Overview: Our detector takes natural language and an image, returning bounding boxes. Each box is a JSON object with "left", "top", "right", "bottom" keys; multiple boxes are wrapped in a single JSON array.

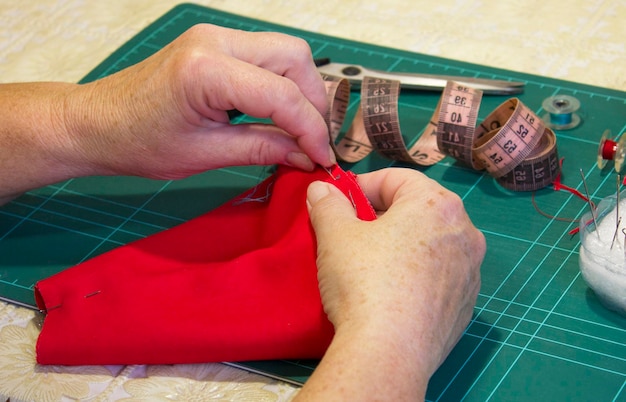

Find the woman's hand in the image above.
[
  {"left": 298, "top": 167, "right": 485, "bottom": 400},
  {"left": 64, "top": 23, "right": 334, "bottom": 178},
  {"left": 0, "top": 24, "right": 334, "bottom": 203}
]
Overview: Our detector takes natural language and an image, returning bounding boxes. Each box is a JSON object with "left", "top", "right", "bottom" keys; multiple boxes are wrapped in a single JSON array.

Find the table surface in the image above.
[{"left": 1, "top": 1, "right": 626, "bottom": 401}]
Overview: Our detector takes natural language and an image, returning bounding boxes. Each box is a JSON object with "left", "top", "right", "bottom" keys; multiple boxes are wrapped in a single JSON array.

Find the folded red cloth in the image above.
[{"left": 34, "top": 165, "right": 376, "bottom": 365}]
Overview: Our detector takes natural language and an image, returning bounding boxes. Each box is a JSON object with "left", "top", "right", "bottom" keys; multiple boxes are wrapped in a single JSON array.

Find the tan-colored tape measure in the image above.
[{"left": 322, "top": 75, "right": 560, "bottom": 191}]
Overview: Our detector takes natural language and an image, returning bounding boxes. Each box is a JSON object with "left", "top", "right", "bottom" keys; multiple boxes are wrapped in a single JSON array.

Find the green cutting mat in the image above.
[{"left": 1, "top": 3, "right": 625, "bottom": 399}]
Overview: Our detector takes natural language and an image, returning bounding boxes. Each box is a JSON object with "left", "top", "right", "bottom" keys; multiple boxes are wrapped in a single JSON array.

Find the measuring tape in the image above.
[{"left": 322, "top": 75, "right": 560, "bottom": 191}]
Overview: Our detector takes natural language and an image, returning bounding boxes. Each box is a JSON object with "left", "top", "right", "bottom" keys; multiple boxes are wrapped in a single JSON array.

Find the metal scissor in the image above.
[{"left": 315, "top": 58, "right": 525, "bottom": 95}]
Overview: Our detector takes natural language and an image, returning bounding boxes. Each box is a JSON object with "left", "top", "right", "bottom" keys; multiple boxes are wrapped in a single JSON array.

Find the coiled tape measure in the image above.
[{"left": 322, "top": 74, "right": 560, "bottom": 191}]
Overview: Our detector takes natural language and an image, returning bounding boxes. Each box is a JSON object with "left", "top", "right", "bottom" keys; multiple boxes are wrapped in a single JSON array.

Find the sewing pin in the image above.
[
  {"left": 611, "top": 217, "right": 622, "bottom": 250},
  {"left": 622, "top": 228, "right": 626, "bottom": 259},
  {"left": 613, "top": 174, "right": 622, "bottom": 249},
  {"left": 618, "top": 174, "right": 621, "bottom": 229},
  {"left": 322, "top": 166, "right": 340, "bottom": 180},
  {"left": 580, "top": 169, "right": 600, "bottom": 239}
]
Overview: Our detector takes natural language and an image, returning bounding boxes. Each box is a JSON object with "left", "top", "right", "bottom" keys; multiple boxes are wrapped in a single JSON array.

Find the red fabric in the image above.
[{"left": 34, "top": 165, "right": 376, "bottom": 365}]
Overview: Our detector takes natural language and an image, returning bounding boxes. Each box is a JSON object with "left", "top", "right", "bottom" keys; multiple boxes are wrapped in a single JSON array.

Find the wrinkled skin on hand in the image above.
[
  {"left": 0, "top": 24, "right": 335, "bottom": 204},
  {"left": 298, "top": 167, "right": 485, "bottom": 400},
  {"left": 62, "top": 24, "right": 335, "bottom": 178}
]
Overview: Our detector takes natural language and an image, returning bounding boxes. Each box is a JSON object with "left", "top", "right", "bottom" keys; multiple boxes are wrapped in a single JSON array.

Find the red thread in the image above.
[
  {"left": 552, "top": 158, "right": 591, "bottom": 204},
  {"left": 532, "top": 158, "right": 595, "bottom": 236}
]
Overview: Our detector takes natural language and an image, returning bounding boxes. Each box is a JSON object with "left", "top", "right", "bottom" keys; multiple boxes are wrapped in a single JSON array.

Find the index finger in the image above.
[
  {"left": 208, "top": 25, "right": 328, "bottom": 115},
  {"left": 205, "top": 56, "right": 333, "bottom": 167},
  {"left": 193, "top": 24, "right": 333, "bottom": 166}
]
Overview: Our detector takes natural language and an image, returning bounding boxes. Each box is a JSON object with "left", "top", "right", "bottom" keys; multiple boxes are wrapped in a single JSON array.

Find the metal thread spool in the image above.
[
  {"left": 597, "top": 129, "right": 626, "bottom": 172},
  {"left": 542, "top": 95, "right": 581, "bottom": 130}
]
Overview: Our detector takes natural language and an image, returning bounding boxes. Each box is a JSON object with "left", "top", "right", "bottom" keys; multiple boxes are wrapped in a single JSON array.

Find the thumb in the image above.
[{"left": 307, "top": 181, "right": 358, "bottom": 237}]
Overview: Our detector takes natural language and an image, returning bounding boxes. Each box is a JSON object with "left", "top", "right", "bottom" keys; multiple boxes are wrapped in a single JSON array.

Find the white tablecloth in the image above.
[{"left": 0, "top": 1, "right": 624, "bottom": 400}]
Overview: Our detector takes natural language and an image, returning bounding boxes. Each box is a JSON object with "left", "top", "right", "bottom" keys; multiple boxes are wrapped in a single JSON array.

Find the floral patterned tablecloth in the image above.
[{"left": 0, "top": 0, "right": 625, "bottom": 400}]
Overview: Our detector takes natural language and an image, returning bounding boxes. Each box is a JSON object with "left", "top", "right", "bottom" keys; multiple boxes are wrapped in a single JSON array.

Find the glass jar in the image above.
[{"left": 578, "top": 190, "right": 626, "bottom": 316}]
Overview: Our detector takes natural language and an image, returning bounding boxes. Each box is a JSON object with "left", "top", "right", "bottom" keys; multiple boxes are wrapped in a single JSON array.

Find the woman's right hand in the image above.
[{"left": 299, "top": 167, "right": 485, "bottom": 400}]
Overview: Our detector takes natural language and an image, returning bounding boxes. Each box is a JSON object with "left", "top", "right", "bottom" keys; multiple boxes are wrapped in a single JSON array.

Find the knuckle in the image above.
[
  {"left": 185, "top": 23, "right": 225, "bottom": 41},
  {"left": 185, "top": 23, "right": 209, "bottom": 37},
  {"left": 272, "top": 34, "right": 314, "bottom": 66},
  {"left": 272, "top": 79, "right": 311, "bottom": 115},
  {"left": 289, "top": 36, "right": 314, "bottom": 58},
  {"left": 246, "top": 137, "right": 275, "bottom": 165}
]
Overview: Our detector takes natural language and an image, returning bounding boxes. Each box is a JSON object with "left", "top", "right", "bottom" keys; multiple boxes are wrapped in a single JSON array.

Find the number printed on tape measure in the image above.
[
  {"left": 436, "top": 83, "right": 482, "bottom": 168},
  {"left": 321, "top": 74, "right": 559, "bottom": 191},
  {"left": 475, "top": 99, "right": 546, "bottom": 178}
]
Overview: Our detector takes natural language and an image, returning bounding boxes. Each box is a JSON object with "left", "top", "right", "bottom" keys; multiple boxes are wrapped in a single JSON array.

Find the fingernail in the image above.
[
  {"left": 328, "top": 145, "right": 337, "bottom": 166},
  {"left": 286, "top": 152, "right": 314, "bottom": 171},
  {"left": 307, "top": 181, "right": 331, "bottom": 207}
]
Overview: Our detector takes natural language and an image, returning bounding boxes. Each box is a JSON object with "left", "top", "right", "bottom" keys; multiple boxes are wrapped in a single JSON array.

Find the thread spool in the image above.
[
  {"left": 542, "top": 95, "right": 581, "bottom": 130},
  {"left": 597, "top": 129, "right": 626, "bottom": 172}
]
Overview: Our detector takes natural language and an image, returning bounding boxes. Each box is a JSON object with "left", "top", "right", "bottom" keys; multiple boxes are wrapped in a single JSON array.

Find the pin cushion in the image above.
[{"left": 578, "top": 190, "right": 626, "bottom": 316}]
